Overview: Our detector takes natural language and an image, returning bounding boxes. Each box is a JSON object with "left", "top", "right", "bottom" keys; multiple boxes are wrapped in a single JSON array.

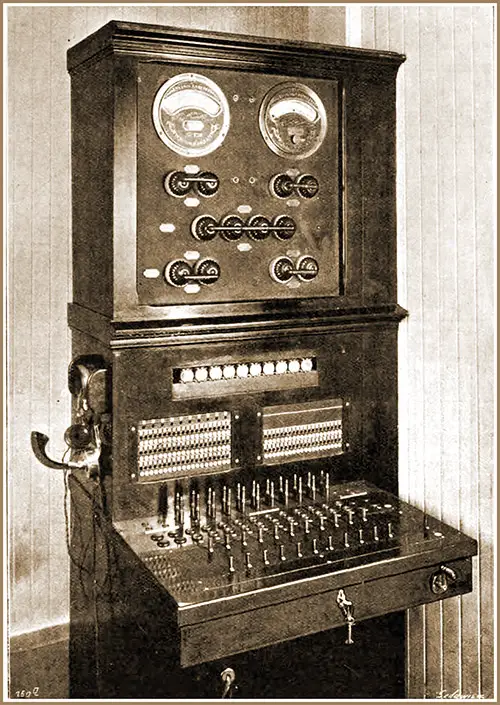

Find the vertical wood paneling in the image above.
[
  {"left": 418, "top": 7, "right": 444, "bottom": 698},
  {"left": 453, "top": 6, "right": 482, "bottom": 700},
  {"left": 351, "top": 5, "right": 495, "bottom": 699},
  {"left": 30, "top": 6, "right": 52, "bottom": 628},
  {"left": 435, "top": 7, "right": 461, "bottom": 696},
  {"left": 48, "top": 6, "right": 72, "bottom": 625},
  {"left": 308, "top": 7, "right": 345, "bottom": 46},
  {"left": 9, "top": 6, "right": 35, "bottom": 633},
  {"left": 472, "top": 7, "right": 495, "bottom": 699}
]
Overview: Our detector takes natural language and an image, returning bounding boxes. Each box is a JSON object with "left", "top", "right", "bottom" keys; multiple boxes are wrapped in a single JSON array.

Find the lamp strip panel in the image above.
[{"left": 137, "top": 412, "right": 233, "bottom": 481}]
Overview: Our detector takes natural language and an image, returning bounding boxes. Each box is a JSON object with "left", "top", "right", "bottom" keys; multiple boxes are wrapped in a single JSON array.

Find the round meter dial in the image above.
[
  {"left": 152, "top": 74, "right": 230, "bottom": 157},
  {"left": 259, "top": 83, "right": 327, "bottom": 159}
]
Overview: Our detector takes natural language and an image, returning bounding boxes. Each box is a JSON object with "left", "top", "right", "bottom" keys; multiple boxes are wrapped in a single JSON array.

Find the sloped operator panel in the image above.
[{"left": 136, "top": 64, "right": 339, "bottom": 305}]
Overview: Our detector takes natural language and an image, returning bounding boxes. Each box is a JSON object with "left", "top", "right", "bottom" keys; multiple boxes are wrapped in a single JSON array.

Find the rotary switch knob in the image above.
[
  {"left": 296, "top": 255, "right": 319, "bottom": 281},
  {"left": 270, "top": 256, "right": 294, "bottom": 283},
  {"left": 270, "top": 173, "right": 294, "bottom": 199},
  {"left": 191, "top": 214, "right": 218, "bottom": 241},
  {"left": 247, "top": 214, "right": 271, "bottom": 241},
  {"left": 164, "top": 171, "right": 192, "bottom": 198},
  {"left": 164, "top": 259, "right": 192, "bottom": 287},
  {"left": 196, "top": 172, "right": 219, "bottom": 197},
  {"left": 296, "top": 174, "right": 319, "bottom": 199},
  {"left": 196, "top": 258, "right": 220, "bottom": 285},
  {"left": 273, "top": 215, "right": 296, "bottom": 241},
  {"left": 430, "top": 565, "right": 458, "bottom": 595},
  {"left": 220, "top": 214, "right": 244, "bottom": 241}
]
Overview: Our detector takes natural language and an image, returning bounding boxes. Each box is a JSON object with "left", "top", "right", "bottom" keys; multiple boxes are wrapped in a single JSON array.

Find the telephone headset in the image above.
[{"left": 31, "top": 355, "right": 110, "bottom": 479}]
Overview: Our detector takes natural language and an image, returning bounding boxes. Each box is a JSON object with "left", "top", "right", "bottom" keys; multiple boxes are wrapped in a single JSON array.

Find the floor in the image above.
[{"left": 8, "top": 624, "right": 69, "bottom": 700}]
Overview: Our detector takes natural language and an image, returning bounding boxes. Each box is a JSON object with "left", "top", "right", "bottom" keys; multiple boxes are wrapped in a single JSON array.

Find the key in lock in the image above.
[{"left": 336, "top": 588, "right": 355, "bottom": 645}]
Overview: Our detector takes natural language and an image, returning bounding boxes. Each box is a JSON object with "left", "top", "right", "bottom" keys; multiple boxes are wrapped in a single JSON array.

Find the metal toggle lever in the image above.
[
  {"left": 336, "top": 588, "right": 355, "bottom": 645},
  {"left": 220, "top": 667, "right": 236, "bottom": 698}
]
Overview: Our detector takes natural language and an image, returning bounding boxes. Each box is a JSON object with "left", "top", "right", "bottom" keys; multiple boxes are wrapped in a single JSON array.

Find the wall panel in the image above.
[
  {"left": 355, "top": 5, "right": 495, "bottom": 699},
  {"left": 6, "top": 4, "right": 345, "bottom": 638}
]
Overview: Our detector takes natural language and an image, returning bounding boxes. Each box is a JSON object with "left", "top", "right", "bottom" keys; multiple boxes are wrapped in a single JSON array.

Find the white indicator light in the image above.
[
  {"left": 300, "top": 358, "right": 313, "bottom": 372},
  {"left": 180, "top": 368, "right": 195, "bottom": 384},
  {"left": 223, "top": 365, "right": 236, "bottom": 379},
  {"left": 236, "top": 364, "right": 249, "bottom": 378},
  {"left": 250, "top": 363, "right": 262, "bottom": 377},
  {"left": 195, "top": 367, "right": 208, "bottom": 382},
  {"left": 209, "top": 366, "right": 223, "bottom": 380}
]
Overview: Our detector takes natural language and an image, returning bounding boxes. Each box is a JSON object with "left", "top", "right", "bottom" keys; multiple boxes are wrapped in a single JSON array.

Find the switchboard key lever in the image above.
[
  {"left": 241, "top": 486, "right": 246, "bottom": 515},
  {"left": 336, "top": 589, "right": 355, "bottom": 645},
  {"left": 220, "top": 668, "right": 236, "bottom": 699},
  {"left": 325, "top": 471, "right": 330, "bottom": 502},
  {"left": 158, "top": 484, "right": 168, "bottom": 526}
]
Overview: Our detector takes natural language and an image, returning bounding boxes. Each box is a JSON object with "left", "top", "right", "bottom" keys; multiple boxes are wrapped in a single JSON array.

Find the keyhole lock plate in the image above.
[{"left": 430, "top": 564, "right": 458, "bottom": 595}]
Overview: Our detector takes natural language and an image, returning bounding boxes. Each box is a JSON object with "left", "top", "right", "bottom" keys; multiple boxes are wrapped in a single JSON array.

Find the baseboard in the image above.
[
  {"left": 9, "top": 621, "right": 69, "bottom": 651},
  {"left": 9, "top": 622, "right": 69, "bottom": 699}
]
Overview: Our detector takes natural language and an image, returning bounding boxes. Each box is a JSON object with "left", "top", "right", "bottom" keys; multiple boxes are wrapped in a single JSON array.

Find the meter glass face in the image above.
[
  {"left": 152, "top": 74, "right": 230, "bottom": 157},
  {"left": 259, "top": 83, "right": 327, "bottom": 159}
]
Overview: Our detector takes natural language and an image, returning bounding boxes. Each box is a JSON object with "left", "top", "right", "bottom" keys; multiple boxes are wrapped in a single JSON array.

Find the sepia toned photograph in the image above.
[{"left": 5, "top": 3, "right": 495, "bottom": 701}]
